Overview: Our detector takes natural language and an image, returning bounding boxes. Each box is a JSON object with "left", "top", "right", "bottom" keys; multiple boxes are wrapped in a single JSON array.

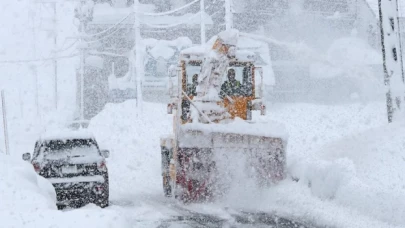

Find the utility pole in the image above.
[
  {"left": 134, "top": 0, "right": 143, "bottom": 113},
  {"left": 31, "top": 65, "right": 40, "bottom": 117},
  {"left": 74, "top": 0, "right": 92, "bottom": 120},
  {"left": 225, "top": 0, "right": 233, "bottom": 31},
  {"left": 200, "top": 0, "right": 206, "bottom": 44},
  {"left": 378, "top": 0, "right": 405, "bottom": 123}
]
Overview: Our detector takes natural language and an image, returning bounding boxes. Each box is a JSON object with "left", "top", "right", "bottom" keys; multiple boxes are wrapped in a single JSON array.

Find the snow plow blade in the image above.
[{"left": 173, "top": 129, "right": 286, "bottom": 202}]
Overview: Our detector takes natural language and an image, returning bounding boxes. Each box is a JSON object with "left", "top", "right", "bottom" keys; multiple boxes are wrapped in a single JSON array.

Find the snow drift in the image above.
[
  {"left": 295, "top": 120, "right": 405, "bottom": 227},
  {"left": 0, "top": 147, "right": 130, "bottom": 228}
]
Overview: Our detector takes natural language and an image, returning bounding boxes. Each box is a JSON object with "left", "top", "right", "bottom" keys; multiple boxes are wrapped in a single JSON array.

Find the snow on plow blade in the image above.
[{"left": 175, "top": 128, "right": 286, "bottom": 202}]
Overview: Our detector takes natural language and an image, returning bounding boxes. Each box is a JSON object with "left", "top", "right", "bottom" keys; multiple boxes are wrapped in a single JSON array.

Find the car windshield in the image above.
[
  {"left": 41, "top": 139, "right": 100, "bottom": 159},
  {"left": 185, "top": 64, "right": 253, "bottom": 97},
  {"left": 186, "top": 65, "right": 201, "bottom": 85},
  {"left": 220, "top": 66, "right": 253, "bottom": 97}
]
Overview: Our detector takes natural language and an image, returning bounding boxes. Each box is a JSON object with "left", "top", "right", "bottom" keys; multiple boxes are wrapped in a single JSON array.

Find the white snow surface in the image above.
[
  {"left": 311, "top": 36, "right": 382, "bottom": 79},
  {"left": 88, "top": 101, "right": 172, "bottom": 198},
  {"left": 143, "top": 37, "right": 193, "bottom": 50},
  {"left": 39, "top": 129, "right": 95, "bottom": 141},
  {"left": 0, "top": 154, "right": 130, "bottom": 228},
  {"left": 327, "top": 37, "right": 381, "bottom": 66},
  {"left": 86, "top": 99, "right": 403, "bottom": 227},
  {"left": 180, "top": 34, "right": 274, "bottom": 85},
  {"left": 0, "top": 154, "right": 56, "bottom": 212},
  {"left": 181, "top": 117, "right": 288, "bottom": 139},
  {"left": 217, "top": 29, "right": 239, "bottom": 46},
  {"left": 108, "top": 70, "right": 136, "bottom": 90},
  {"left": 3, "top": 95, "right": 405, "bottom": 227},
  {"left": 149, "top": 43, "right": 175, "bottom": 60},
  {"left": 217, "top": 101, "right": 404, "bottom": 228}
]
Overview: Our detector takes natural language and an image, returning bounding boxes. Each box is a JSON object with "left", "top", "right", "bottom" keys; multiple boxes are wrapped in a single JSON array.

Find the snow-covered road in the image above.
[
  {"left": 86, "top": 101, "right": 320, "bottom": 227},
  {"left": 109, "top": 199, "right": 319, "bottom": 228},
  {"left": 4, "top": 99, "right": 405, "bottom": 228},
  {"left": 84, "top": 99, "right": 398, "bottom": 228}
]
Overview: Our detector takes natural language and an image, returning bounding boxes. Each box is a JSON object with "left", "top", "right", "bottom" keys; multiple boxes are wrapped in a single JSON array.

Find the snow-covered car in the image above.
[{"left": 22, "top": 130, "right": 110, "bottom": 209}]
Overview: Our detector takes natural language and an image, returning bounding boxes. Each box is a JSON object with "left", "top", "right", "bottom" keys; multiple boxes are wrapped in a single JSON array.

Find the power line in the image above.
[
  {"left": 88, "top": 51, "right": 128, "bottom": 57},
  {"left": 83, "top": 0, "right": 201, "bottom": 39},
  {"left": 0, "top": 53, "right": 79, "bottom": 64},
  {"left": 84, "top": 13, "right": 134, "bottom": 39},
  {"left": 85, "top": 22, "right": 128, "bottom": 44},
  {"left": 53, "top": 40, "right": 78, "bottom": 53},
  {"left": 137, "top": 0, "right": 200, "bottom": 16},
  {"left": 138, "top": 12, "right": 202, "bottom": 29}
]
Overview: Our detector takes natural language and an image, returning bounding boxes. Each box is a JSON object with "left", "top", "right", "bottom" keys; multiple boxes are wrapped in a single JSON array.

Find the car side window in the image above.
[
  {"left": 33, "top": 141, "right": 40, "bottom": 158},
  {"left": 90, "top": 139, "right": 102, "bottom": 155}
]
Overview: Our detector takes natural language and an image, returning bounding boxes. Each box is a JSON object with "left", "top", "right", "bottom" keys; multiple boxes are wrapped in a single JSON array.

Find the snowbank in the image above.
[
  {"left": 88, "top": 100, "right": 172, "bottom": 198},
  {"left": 216, "top": 101, "right": 405, "bottom": 228},
  {"left": 294, "top": 120, "right": 405, "bottom": 227},
  {"left": 327, "top": 37, "right": 381, "bottom": 66},
  {"left": 72, "top": 95, "right": 400, "bottom": 227},
  {"left": 0, "top": 154, "right": 56, "bottom": 211},
  {"left": 310, "top": 37, "right": 382, "bottom": 80},
  {"left": 0, "top": 144, "right": 130, "bottom": 228}
]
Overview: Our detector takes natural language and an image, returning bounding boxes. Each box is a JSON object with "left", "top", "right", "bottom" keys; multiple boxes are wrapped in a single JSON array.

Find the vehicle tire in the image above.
[
  {"left": 246, "top": 101, "right": 252, "bottom": 120},
  {"left": 95, "top": 174, "right": 109, "bottom": 208},
  {"left": 94, "top": 191, "right": 109, "bottom": 208},
  {"left": 163, "top": 176, "right": 172, "bottom": 197}
]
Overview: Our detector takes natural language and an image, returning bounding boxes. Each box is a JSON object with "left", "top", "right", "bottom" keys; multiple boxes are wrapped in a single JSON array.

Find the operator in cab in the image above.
[
  {"left": 219, "top": 69, "right": 243, "bottom": 99},
  {"left": 187, "top": 74, "right": 198, "bottom": 97}
]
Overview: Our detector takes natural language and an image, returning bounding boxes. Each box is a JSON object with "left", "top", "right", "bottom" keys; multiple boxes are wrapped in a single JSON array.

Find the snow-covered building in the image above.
[
  {"left": 365, "top": 0, "right": 405, "bottom": 50},
  {"left": 75, "top": 1, "right": 215, "bottom": 110},
  {"left": 75, "top": 0, "right": 399, "bottom": 112},
  {"left": 255, "top": 0, "right": 385, "bottom": 101}
]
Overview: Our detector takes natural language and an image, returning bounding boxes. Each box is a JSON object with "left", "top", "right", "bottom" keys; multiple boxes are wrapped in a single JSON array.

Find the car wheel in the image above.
[
  {"left": 163, "top": 175, "right": 172, "bottom": 197},
  {"left": 95, "top": 174, "right": 109, "bottom": 208},
  {"left": 95, "top": 190, "right": 109, "bottom": 208}
]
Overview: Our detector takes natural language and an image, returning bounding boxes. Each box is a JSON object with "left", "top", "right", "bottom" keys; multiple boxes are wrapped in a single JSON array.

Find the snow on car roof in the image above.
[{"left": 39, "top": 129, "right": 96, "bottom": 142}]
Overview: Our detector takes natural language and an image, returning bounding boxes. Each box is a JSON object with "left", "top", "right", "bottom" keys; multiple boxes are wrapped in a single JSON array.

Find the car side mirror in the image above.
[
  {"left": 167, "top": 103, "right": 173, "bottom": 114},
  {"left": 254, "top": 67, "right": 264, "bottom": 99},
  {"left": 22, "top": 153, "right": 31, "bottom": 161},
  {"left": 101, "top": 150, "right": 110, "bottom": 158}
]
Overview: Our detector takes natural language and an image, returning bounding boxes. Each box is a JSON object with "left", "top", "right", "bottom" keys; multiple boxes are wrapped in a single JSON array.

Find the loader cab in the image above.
[
  {"left": 176, "top": 47, "right": 265, "bottom": 122},
  {"left": 182, "top": 61, "right": 255, "bottom": 98},
  {"left": 220, "top": 63, "right": 254, "bottom": 98}
]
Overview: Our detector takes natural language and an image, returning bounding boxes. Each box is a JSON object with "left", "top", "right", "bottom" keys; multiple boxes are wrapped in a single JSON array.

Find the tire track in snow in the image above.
[{"left": 110, "top": 196, "right": 327, "bottom": 228}]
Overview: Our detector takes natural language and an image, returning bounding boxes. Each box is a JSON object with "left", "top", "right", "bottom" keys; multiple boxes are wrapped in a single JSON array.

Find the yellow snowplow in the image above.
[{"left": 161, "top": 30, "right": 287, "bottom": 202}]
